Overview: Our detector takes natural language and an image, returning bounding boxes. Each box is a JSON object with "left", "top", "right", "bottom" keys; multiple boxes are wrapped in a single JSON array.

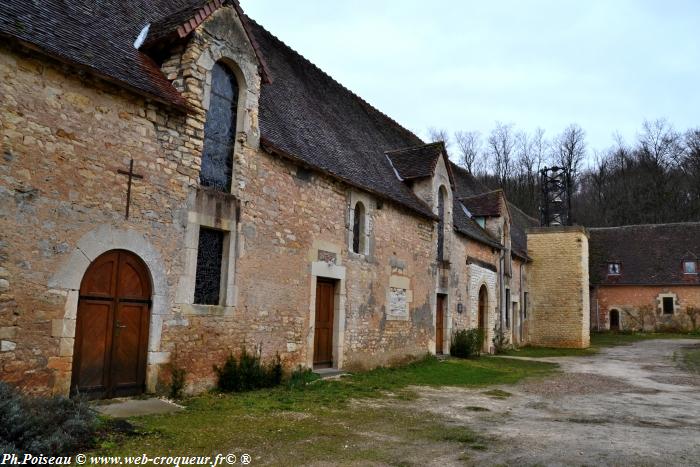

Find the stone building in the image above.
[
  {"left": 589, "top": 223, "right": 700, "bottom": 332},
  {"left": 0, "top": 0, "right": 586, "bottom": 398}
]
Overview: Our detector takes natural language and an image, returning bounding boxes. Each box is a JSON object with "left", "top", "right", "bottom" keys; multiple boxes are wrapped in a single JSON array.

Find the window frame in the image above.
[
  {"left": 193, "top": 227, "right": 229, "bottom": 306},
  {"left": 683, "top": 260, "right": 698, "bottom": 275},
  {"left": 607, "top": 262, "right": 621, "bottom": 276}
]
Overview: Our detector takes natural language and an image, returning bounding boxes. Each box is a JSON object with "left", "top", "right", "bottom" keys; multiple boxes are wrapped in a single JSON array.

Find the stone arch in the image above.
[{"left": 48, "top": 225, "right": 170, "bottom": 394}]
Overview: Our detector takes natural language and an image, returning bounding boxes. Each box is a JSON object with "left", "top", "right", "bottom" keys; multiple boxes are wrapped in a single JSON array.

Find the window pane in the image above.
[
  {"left": 200, "top": 63, "right": 238, "bottom": 192},
  {"left": 352, "top": 203, "right": 362, "bottom": 253},
  {"left": 684, "top": 261, "right": 697, "bottom": 274},
  {"left": 194, "top": 228, "right": 225, "bottom": 305},
  {"left": 200, "top": 138, "right": 233, "bottom": 191}
]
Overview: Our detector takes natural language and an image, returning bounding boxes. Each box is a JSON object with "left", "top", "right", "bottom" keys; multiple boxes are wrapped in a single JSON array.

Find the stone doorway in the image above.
[
  {"left": 71, "top": 250, "right": 151, "bottom": 399},
  {"left": 609, "top": 309, "right": 620, "bottom": 331},
  {"left": 313, "top": 279, "right": 335, "bottom": 368},
  {"left": 436, "top": 294, "right": 446, "bottom": 354},
  {"left": 478, "top": 285, "right": 488, "bottom": 351}
]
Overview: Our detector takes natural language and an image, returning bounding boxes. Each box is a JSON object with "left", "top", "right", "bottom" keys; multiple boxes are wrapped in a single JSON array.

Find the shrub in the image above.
[
  {"left": 169, "top": 365, "right": 187, "bottom": 399},
  {"left": 286, "top": 365, "right": 319, "bottom": 389},
  {"left": 0, "top": 382, "right": 98, "bottom": 456},
  {"left": 492, "top": 324, "right": 511, "bottom": 354},
  {"left": 449, "top": 329, "right": 483, "bottom": 358},
  {"left": 214, "top": 347, "right": 283, "bottom": 393}
]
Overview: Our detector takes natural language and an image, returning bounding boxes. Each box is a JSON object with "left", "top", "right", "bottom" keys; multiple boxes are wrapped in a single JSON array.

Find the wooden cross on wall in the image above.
[{"left": 117, "top": 159, "right": 143, "bottom": 219}]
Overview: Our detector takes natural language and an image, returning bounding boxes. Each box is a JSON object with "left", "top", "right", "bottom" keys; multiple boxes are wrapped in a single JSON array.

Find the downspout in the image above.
[{"left": 519, "top": 260, "right": 524, "bottom": 343}]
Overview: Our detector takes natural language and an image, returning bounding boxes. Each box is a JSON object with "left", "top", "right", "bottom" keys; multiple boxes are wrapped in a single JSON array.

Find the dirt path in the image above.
[{"left": 409, "top": 339, "right": 700, "bottom": 466}]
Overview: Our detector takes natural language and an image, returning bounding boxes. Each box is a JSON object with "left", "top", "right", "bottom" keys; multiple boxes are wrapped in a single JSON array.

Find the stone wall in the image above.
[
  {"left": 0, "top": 43, "right": 197, "bottom": 395},
  {"left": 591, "top": 285, "right": 700, "bottom": 332},
  {"left": 527, "top": 226, "right": 590, "bottom": 348}
]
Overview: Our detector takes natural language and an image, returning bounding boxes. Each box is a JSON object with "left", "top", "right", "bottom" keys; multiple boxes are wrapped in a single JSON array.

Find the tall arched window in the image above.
[
  {"left": 437, "top": 187, "right": 447, "bottom": 261},
  {"left": 352, "top": 201, "right": 366, "bottom": 254},
  {"left": 200, "top": 62, "right": 239, "bottom": 192}
]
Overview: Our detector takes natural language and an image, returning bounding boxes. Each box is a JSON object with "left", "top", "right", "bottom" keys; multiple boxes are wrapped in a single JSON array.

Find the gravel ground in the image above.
[{"left": 408, "top": 339, "right": 700, "bottom": 466}]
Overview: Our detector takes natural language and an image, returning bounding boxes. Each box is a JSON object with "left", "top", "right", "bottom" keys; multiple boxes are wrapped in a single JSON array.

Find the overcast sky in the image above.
[{"left": 242, "top": 1, "right": 699, "bottom": 164}]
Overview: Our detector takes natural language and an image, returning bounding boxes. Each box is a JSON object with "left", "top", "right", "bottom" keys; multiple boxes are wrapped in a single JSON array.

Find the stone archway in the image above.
[
  {"left": 478, "top": 285, "right": 489, "bottom": 351},
  {"left": 48, "top": 225, "right": 170, "bottom": 395}
]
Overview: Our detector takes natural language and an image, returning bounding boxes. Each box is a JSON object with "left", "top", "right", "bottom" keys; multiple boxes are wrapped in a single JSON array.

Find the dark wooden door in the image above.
[
  {"left": 71, "top": 250, "right": 151, "bottom": 398},
  {"left": 478, "top": 286, "right": 487, "bottom": 331},
  {"left": 313, "top": 279, "right": 335, "bottom": 367},
  {"left": 436, "top": 295, "right": 445, "bottom": 354}
]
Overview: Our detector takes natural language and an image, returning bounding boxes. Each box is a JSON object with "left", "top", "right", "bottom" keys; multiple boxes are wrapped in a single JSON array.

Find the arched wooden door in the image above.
[
  {"left": 478, "top": 286, "right": 488, "bottom": 350},
  {"left": 71, "top": 250, "right": 151, "bottom": 398}
]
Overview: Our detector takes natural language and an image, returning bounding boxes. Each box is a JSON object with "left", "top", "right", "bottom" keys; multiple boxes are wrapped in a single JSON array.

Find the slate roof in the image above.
[
  {"left": 589, "top": 223, "right": 700, "bottom": 286},
  {"left": 0, "top": 0, "right": 195, "bottom": 108},
  {"left": 460, "top": 190, "right": 504, "bottom": 217},
  {"left": 249, "top": 18, "right": 436, "bottom": 218},
  {"left": 509, "top": 202, "right": 538, "bottom": 260},
  {"left": 0, "top": 0, "right": 517, "bottom": 247},
  {"left": 385, "top": 143, "right": 445, "bottom": 181},
  {"left": 453, "top": 199, "right": 502, "bottom": 249}
]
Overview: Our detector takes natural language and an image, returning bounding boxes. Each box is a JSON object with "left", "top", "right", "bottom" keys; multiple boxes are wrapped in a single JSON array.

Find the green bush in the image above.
[
  {"left": 449, "top": 329, "right": 483, "bottom": 358},
  {"left": 169, "top": 365, "right": 187, "bottom": 399},
  {"left": 0, "top": 382, "right": 98, "bottom": 456},
  {"left": 286, "top": 365, "right": 319, "bottom": 389},
  {"left": 492, "top": 324, "right": 511, "bottom": 354},
  {"left": 214, "top": 347, "right": 283, "bottom": 393}
]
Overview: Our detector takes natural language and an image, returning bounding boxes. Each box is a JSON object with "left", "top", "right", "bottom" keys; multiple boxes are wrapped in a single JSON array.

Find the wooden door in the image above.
[
  {"left": 478, "top": 286, "right": 487, "bottom": 331},
  {"left": 436, "top": 295, "right": 445, "bottom": 354},
  {"left": 71, "top": 250, "right": 151, "bottom": 398},
  {"left": 313, "top": 279, "right": 335, "bottom": 367}
]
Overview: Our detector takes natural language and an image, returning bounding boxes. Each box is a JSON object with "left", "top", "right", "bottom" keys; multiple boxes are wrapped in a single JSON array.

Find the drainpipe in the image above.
[{"left": 519, "top": 260, "right": 524, "bottom": 343}]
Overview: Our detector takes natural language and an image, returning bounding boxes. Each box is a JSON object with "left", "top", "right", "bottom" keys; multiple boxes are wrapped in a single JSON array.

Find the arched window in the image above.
[
  {"left": 200, "top": 62, "right": 239, "bottom": 192},
  {"left": 352, "top": 201, "right": 366, "bottom": 254},
  {"left": 437, "top": 187, "right": 447, "bottom": 261}
]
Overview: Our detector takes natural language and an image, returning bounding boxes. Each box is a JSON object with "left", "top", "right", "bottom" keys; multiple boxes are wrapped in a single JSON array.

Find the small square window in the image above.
[
  {"left": 683, "top": 260, "right": 697, "bottom": 274},
  {"left": 662, "top": 297, "right": 674, "bottom": 315},
  {"left": 608, "top": 263, "right": 621, "bottom": 275}
]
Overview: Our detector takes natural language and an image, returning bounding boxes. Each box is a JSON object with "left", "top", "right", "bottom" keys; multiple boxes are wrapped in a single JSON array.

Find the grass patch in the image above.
[
  {"left": 591, "top": 331, "right": 700, "bottom": 348},
  {"left": 482, "top": 389, "right": 512, "bottom": 399},
  {"left": 680, "top": 346, "right": 700, "bottom": 374},
  {"left": 94, "top": 356, "right": 553, "bottom": 464},
  {"left": 465, "top": 405, "right": 491, "bottom": 412},
  {"left": 503, "top": 346, "right": 598, "bottom": 358}
]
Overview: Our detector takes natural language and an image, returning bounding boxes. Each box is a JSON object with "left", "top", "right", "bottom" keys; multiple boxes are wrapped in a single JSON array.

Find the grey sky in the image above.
[{"left": 242, "top": 1, "right": 699, "bottom": 164}]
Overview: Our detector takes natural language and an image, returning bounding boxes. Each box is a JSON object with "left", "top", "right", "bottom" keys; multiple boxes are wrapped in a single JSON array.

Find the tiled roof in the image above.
[
  {"left": 385, "top": 143, "right": 444, "bottom": 181},
  {"left": 0, "top": 0, "right": 195, "bottom": 108},
  {"left": 509, "top": 202, "right": 538, "bottom": 260},
  {"left": 453, "top": 199, "right": 502, "bottom": 249},
  {"left": 248, "top": 19, "right": 436, "bottom": 218},
  {"left": 589, "top": 223, "right": 700, "bottom": 286},
  {"left": 460, "top": 190, "right": 504, "bottom": 217},
  {"left": 450, "top": 163, "right": 490, "bottom": 198}
]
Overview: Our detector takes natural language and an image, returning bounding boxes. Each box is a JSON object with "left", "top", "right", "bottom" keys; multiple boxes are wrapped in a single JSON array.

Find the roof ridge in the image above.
[
  {"left": 589, "top": 221, "right": 700, "bottom": 230},
  {"left": 460, "top": 188, "right": 504, "bottom": 200},
  {"left": 384, "top": 141, "right": 444, "bottom": 155},
  {"left": 245, "top": 15, "right": 423, "bottom": 145}
]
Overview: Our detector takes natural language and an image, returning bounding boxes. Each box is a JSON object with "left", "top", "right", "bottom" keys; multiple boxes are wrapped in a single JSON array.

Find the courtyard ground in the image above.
[{"left": 96, "top": 335, "right": 700, "bottom": 466}]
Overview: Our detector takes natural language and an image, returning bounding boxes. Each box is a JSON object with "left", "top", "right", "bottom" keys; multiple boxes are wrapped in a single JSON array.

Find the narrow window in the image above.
[
  {"left": 437, "top": 187, "right": 446, "bottom": 261},
  {"left": 352, "top": 201, "right": 365, "bottom": 254},
  {"left": 200, "top": 62, "right": 239, "bottom": 192},
  {"left": 684, "top": 260, "right": 697, "bottom": 274},
  {"left": 194, "top": 227, "right": 225, "bottom": 305},
  {"left": 608, "top": 262, "right": 621, "bottom": 275},
  {"left": 523, "top": 292, "right": 528, "bottom": 319},
  {"left": 662, "top": 297, "right": 674, "bottom": 315},
  {"left": 505, "top": 289, "right": 511, "bottom": 328}
]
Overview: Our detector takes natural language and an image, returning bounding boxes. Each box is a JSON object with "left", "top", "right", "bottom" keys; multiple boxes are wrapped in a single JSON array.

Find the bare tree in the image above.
[
  {"left": 638, "top": 118, "right": 683, "bottom": 168},
  {"left": 428, "top": 127, "right": 451, "bottom": 151},
  {"left": 454, "top": 130, "right": 481, "bottom": 175},
  {"left": 553, "top": 124, "right": 586, "bottom": 224},
  {"left": 487, "top": 122, "right": 516, "bottom": 189}
]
